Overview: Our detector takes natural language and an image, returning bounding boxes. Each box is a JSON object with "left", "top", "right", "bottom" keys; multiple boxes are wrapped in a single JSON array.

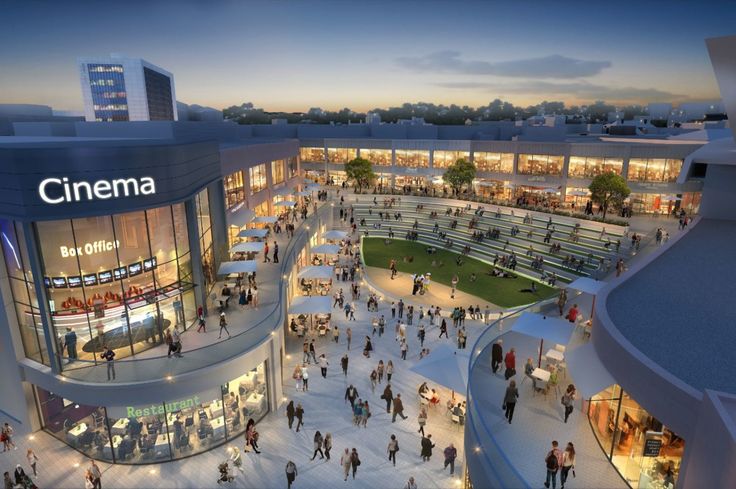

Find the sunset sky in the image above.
[{"left": 1, "top": 0, "right": 733, "bottom": 112}]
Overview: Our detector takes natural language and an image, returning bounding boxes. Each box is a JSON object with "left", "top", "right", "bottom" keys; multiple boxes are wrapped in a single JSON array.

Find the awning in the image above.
[
  {"left": 226, "top": 207, "right": 255, "bottom": 228},
  {"left": 565, "top": 277, "right": 607, "bottom": 296},
  {"left": 218, "top": 260, "right": 257, "bottom": 275},
  {"left": 297, "top": 265, "right": 334, "bottom": 280},
  {"left": 229, "top": 242, "right": 265, "bottom": 254},
  {"left": 296, "top": 190, "right": 312, "bottom": 196},
  {"left": 568, "top": 190, "right": 589, "bottom": 197},
  {"left": 511, "top": 312, "right": 575, "bottom": 346},
  {"left": 409, "top": 344, "right": 470, "bottom": 394},
  {"left": 565, "top": 343, "right": 616, "bottom": 398},
  {"left": 288, "top": 296, "right": 332, "bottom": 315},
  {"left": 238, "top": 228, "right": 269, "bottom": 239},
  {"left": 307, "top": 184, "right": 322, "bottom": 191},
  {"left": 322, "top": 230, "right": 348, "bottom": 240},
  {"left": 311, "top": 244, "right": 341, "bottom": 255},
  {"left": 253, "top": 216, "right": 278, "bottom": 224},
  {"left": 274, "top": 200, "right": 296, "bottom": 207},
  {"left": 273, "top": 186, "right": 294, "bottom": 197}
]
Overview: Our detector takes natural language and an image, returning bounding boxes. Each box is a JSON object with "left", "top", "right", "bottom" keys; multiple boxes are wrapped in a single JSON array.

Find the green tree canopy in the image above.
[
  {"left": 442, "top": 158, "right": 476, "bottom": 195},
  {"left": 588, "top": 172, "right": 631, "bottom": 220},
  {"left": 345, "top": 157, "right": 375, "bottom": 192}
]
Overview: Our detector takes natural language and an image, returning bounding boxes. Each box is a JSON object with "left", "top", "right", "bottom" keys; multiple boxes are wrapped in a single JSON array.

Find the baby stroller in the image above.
[{"left": 217, "top": 461, "right": 234, "bottom": 484}]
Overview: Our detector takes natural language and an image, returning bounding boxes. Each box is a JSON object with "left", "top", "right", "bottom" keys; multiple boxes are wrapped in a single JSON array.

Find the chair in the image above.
[
  {"left": 554, "top": 344, "right": 566, "bottom": 353},
  {"left": 557, "top": 362, "right": 567, "bottom": 379},
  {"left": 451, "top": 414, "right": 460, "bottom": 425}
]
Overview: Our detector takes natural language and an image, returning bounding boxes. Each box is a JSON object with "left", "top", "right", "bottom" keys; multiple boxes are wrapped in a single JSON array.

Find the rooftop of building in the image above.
[{"left": 607, "top": 218, "right": 736, "bottom": 395}]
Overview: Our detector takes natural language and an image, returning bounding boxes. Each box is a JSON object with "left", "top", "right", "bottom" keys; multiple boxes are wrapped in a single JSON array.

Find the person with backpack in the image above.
[
  {"left": 544, "top": 440, "right": 563, "bottom": 488},
  {"left": 387, "top": 434, "right": 399, "bottom": 467},
  {"left": 561, "top": 385, "right": 577, "bottom": 423},
  {"left": 285, "top": 460, "right": 297, "bottom": 489}
]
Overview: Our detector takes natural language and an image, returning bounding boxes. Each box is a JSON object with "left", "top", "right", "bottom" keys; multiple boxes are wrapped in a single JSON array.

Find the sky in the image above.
[{"left": 1, "top": 0, "right": 734, "bottom": 112}]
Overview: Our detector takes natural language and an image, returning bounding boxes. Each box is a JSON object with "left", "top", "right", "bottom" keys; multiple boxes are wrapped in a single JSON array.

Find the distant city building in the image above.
[
  {"left": 365, "top": 112, "right": 381, "bottom": 125},
  {"left": 78, "top": 54, "right": 177, "bottom": 122},
  {"left": 647, "top": 103, "right": 673, "bottom": 121}
]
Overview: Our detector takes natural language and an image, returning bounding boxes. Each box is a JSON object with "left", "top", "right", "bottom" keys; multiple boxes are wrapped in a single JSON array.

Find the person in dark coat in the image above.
[
  {"left": 503, "top": 380, "right": 520, "bottom": 423},
  {"left": 382, "top": 384, "right": 394, "bottom": 413},
  {"left": 491, "top": 340, "right": 503, "bottom": 373},
  {"left": 286, "top": 400, "right": 295, "bottom": 429},
  {"left": 420, "top": 434, "right": 435, "bottom": 461}
]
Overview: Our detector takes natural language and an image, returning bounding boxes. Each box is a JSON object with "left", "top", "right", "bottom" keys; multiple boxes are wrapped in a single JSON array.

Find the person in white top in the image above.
[
  {"left": 318, "top": 354, "right": 329, "bottom": 378},
  {"left": 301, "top": 364, "right": 310, "bottom": 391},
  {"left": 560, "top": 442, "right": 576, "bottom": 488}
]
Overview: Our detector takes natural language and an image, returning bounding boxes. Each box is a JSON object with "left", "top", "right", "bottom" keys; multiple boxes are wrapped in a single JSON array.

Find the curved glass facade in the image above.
[
  {"left": 35, "top": 204, "right": 196, "bottom": 368},
  {"left": 35, "top": 361, "right": 269, "bottom": 464}
]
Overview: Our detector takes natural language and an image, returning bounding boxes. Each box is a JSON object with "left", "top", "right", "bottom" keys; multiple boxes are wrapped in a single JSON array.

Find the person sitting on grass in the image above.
[
  {"left": 469, "top": 272, "right": 477, "bottom": 282},
  {"left": 520, "top": 281, "right": 538, "bottom": 294},
  {"left": 455, "top": 256, "right": 464, "bottom": 266}
]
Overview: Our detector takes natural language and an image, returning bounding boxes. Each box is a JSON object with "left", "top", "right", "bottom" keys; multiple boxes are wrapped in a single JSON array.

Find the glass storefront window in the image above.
[
  {"left": 299, "top": 147, "right": 325, "bottom": 163},
  {"left": 249, "top": 164, "right": 268, "bottom": 194},
  {"left": 568, "top": 156, "right": 623, "bottom": 178},
  {"left": 359, "top": 148, "right": 392, "bottom": 166},
  {"left": 272, "top": 159, "right": 286, "bottom": 185},
  {"left": 518, "top": 154, "right": 563, "bottom": 176},
  {"left": 432, "top": 150, "right": 470, "bottom": 169},
  {"left": 473, "top": 179, "right": 512, "bottom": 200},
  {"left": 473, "top": 152, "right": 514, "bottom": 173},
  {"left": 588, "top": 385, "right": 683, "bottom": 489},
  {"left": 224, "top": 171, "right": 245, "bottom": 210},
  {"left": 327, "top": 147, "right": 357, "bottom": 164},
  {"left": 287, "top": 157, "right": 298, "bottom": 178},
  {"left": 395, "top": 149, "right": 429, "bottom": 168},
  {"left": 627, "top": 159, "right": 682, "bottom": 183}
]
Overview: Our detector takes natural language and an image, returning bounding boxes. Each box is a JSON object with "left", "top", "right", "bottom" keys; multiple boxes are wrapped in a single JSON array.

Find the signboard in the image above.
[
  {"left": 104, "top": 387, "right": 221, "bottom": 418},
  {"left": 643, "top": 435, "right": 663, "bottom": 457},
  {"left": 39, "top": 176, "right": 156, "bottom": 205}
]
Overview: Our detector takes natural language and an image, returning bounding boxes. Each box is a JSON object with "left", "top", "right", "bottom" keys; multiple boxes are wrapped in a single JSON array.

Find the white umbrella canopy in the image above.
[
  {"left": 218, "top": 260, "right": 258, "bottom": 275},
  {"left": 311, "top": 244, "right": 341, "bottom": 255},
  {"left": 323, "top": 230, "right": 348, "bottom": 240},
  {"left": 253, "top": 216, "right": 279, "bottom": 224},
  {"left": 238, "top": 228, "right": 269, "bottom": 239},
  {"left": 288, "top": 296, "right": 332, "bottom": 315},
  {"left": 543, "top": 188, "right": 559, "bottom": 194},
  {"left": 565, "top": 277, "right": 607, "bottom": 296},
  {"left": 503, "top": 182, "right": 516, "bottom": 189},
  {"left": 297, "top": 190, "right": 313, "bottom": 196},
  {"left": 660, "top": 195, "right": 679, "bottom": 202},
  {"left": 565, "top": 343, "right": 616, "bottom": 398},
  {"left": 409, "top": 344, "right": 470, "bottom": 395},
  {"left": 511, "top": 312, "right": 575, "bottom": 346},
  {"left": 297, "top": 265, "right": 334, "bottom": 280},
  {"left": 274, "top": 200, "right": 296, "bottom": 207},
  {"left": 229, "top": 242, "right": 265, "bottom": 254},
  {"left": 568, "top": 190, "right": 589, "bottom": 197}
]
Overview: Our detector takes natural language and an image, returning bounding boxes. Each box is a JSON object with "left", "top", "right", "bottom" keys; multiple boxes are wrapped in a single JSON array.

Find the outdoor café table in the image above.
[
  {"left": 531, "top": 368, "right": 551, "bottom": 383},
  {"left": 545, "top": 349, "right": 564, "bottom": 363}
]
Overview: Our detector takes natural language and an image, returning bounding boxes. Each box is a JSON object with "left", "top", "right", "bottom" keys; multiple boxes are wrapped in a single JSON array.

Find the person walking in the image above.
[
  {"left": 503, "top": 380, "right": 519, "bottom": 424},
  {"left": 361, "top": 401, "right": 370, "bottom": 428},
  {"left": 418, "top": 324, "right": 425, "bottom": 347},
  {"left": 4, "top": 472, "right": 13, "bottom": 489},
  {"left": 560, "top": 442, "right": 575, "bottom": 489},
  {"left": 264, "top": 242, "right": 271, "bottom": 262},
  {"left": 26, "top": 448, "right": 38, "bottom": 476},
  {"left": 345, "top": 384, "right": 359, "bottom": 409},
  {"left": 319, "top": 354, "right": 329, "bottom": 378},
  {"left": 245, "top": 418, "right": 261, "bottom": 454},
  {"left": 309, "top": 340, "right": 318, "bottom": 364},
  {"left": 443, "top": 443, "right": 458, "bottom": 475},
  {"left": 491, "top": 340, "right": 503, "bottom": 373},
  {"left": 504, "top": 347, "right": 516, "bottom": 380},
  {"left": 286, "top": 400, "right": 295, "bottom": 429},
  {"left": 340, "top": 449, "right": 352, "bottom": 481},
  {"left": 218, "top": 312, "right": 231, "bottom": 339},
  {"left": 310, "top": 431, "right": 325, "bottom": 460},
  {"left": 333, "top": 325, "right": 340, "bottom": 343},
  {"left": 386, "top": 360, "right": 394, "bottom": 382},
  {"left": 63, "top": 327, "right": 77, "bottom": 363},
  {"left": 420, "top": 434, "right": 435, "bottom": 462},
  {"left": 350, "top": 448, "right": 361, "bottom": 480},
  {"left": 561, "top": 385, "right": 577, "bottom": 423},
  {"left": 293, "top": 364, "right": 303, "bottom": 391},
  {"left": 387, "top": 434, "right": 399, "bottom": 467},
  {"left": 417, "top": 407, "right": 427, "bottom": 436},
  {"left": 544, "top": 440, "right": 563, "bottom": 489},
  {"left": 363, "top": 336, "right": 373, "bottom": 358},
  {"left": 370, "top": 369, "right": 378, "bottom": 392},
  {"left": 295, "top": 403, "right": 305, "bottom": 432},
  {"left": 341, "top": 354, "right": 349, "bottom": 376},
  {"left": 377, "top": 360, "right": 385, "bottom": 383},
  {"left": 89, "top": 460, "right": 102, "bottom": 489},
  {"left": 450, "top": 274, "right": 458, "bottom": 299},
  {"left": 301, "top": 364, "right": 310, "bottom": 392},
  {"left": 273, "top": 241, "right": 279, "bottom": 263},
  {"left": 392, "top": 394, "right": 408, "bottom": 422},
  {"left": 557, "top": 289, "right": 567, "bottom": 316},
  {"left": 286, "top": 460, "right": 298, "bottom": 489},
  {"left": 382, "top": 384, "right": 394, "bottom": 413},
  {"left": 1, "top": 423, "right": 15, "bottom": 452},
  {"left": 405, "top": 476, "right": 418, "bottom": 489},
  {"left": 302, "top": 341, "right": 310, "bottom": 364},
  {"left": 439, "top": 319, "right": 448, "bottom": 339},
  {"left": 400, "top": 340, "right": 408, "bottom": 360},
  {"left": 324, "top": 433, "right": 332, "bottom": 460},
  {"left": 231, "top": 446, "right": 244, "bottom": 472},
  {"left": 346, "top": 327, "right": 352, "bottom": 350},
  {"left": 100, "top": 345, "right": 116, "bottom": 380},
  {"left": 197, "top": 307, "right": 206, "bottom": 333}
]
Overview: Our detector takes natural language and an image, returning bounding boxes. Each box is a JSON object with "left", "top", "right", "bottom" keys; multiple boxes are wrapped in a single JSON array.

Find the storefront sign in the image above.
[
  {"left": 124, "top": 396, "right": 201, "bottom": 418},
  {"left": 38, "top": 176, "right": 156, "bottom": 204},
  {"left": 643, "top": 435, "right": 663, "bottom": 457},
  {"left": 60, "top": 240, "right": 119, "bottom": 258}
]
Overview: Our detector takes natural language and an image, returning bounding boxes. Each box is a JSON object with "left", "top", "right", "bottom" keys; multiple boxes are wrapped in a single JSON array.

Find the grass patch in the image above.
[{"left": 362, "top": 237, "right": 557, "bottom": 308}]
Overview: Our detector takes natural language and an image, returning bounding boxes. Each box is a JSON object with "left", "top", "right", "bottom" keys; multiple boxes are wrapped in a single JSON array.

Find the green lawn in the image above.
[{"left": 362, "top": 237, "right": 557, "bottom": 308}]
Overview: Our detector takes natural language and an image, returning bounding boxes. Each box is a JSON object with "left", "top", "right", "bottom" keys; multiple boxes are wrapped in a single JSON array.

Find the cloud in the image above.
[
  {"left": 433, "top": 80, "right": 683, "bottom": 102},
  {"left": 396, "top": 51, "right": 611, "bottom": 79}
]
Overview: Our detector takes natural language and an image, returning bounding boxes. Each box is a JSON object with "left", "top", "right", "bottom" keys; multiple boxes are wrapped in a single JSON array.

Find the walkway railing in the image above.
[{"left": 49, "top": 204, "right": 330, "bottom": 384}]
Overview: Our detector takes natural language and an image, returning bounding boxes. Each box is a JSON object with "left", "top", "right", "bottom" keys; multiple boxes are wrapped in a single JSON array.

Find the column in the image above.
[
  {"left": 185, "top": 198, "right": 208, "bottom": 315},
  {"left": 208, "top": 180, "right": 228, "bottom": 266}
]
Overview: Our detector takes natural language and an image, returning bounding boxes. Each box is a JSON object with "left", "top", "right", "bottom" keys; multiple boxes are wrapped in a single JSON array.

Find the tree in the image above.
[
  {"left": 443, "top": 158, "right": 476, "bottom": 195},
  {"left": 344, "top": 157, "right": 375, "bottom": 192},
  {"left": 588, "top": 172, "right": 631, "bottom": 220}
]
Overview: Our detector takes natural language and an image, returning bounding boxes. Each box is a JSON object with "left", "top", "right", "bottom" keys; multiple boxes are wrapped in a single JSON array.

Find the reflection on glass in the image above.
[
  {"left": 395, "top": 150, "right": 429, "bottom": 168},
  {"left": 327, "top": 148, "right": 357, "bottom": 164},
  {"left": 272, "top": 160, "right": 286, "bottom": 185},
  {"left": 432, "top": 150, "right": 470, "bottom": 169},
  {"left": 224, "top": 171, "right": 245, "bottom": 210},
  {"left": 518, "top": 154, "right": 563, "bottom": 176},
  {"left": 359, "top": 149, "right": 392, "bottom": 166},
  {"left": 299, "top": 147, "right": 325, "bottom": 163},
  {"left": 627, "top": 159, "right": 682, "bottom": 182},
  {"left": 473, "top": 152, "right": 514, "bottom": 173}
]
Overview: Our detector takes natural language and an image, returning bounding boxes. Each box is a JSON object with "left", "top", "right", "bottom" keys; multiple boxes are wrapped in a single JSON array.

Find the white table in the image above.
[
  {"left": 67, "top": 422, "right": 88, "bottom": 445},
  {"left": 245, "top": 392, "right": 266, "bottom": 412},
  {"left": 531, "top": 368, "right": 551, "bottom": 383},
  {"left": 240, "top": 371, "right": 258, "bottom": 391},
  {"left": 111, "top": 417, "right": 129, "bottom": 436},
  {"left": 420, "top": 390, "right": 432, "bottom": 401},
  {"left": 154, "top": 433, "right": 170, "bottom": 458},
  {"left": 209, "top": 399, "right": 224, "bottom": 419},
  {"left": 545, "top": 349, "right": 565, "bottom": 362},
  {"left": 210, "top": 416, "right": 226, "bottom": 439},
  {"left": 103, "top": 435, "right": 122, "bottom": 459}
]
